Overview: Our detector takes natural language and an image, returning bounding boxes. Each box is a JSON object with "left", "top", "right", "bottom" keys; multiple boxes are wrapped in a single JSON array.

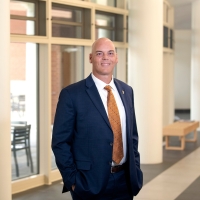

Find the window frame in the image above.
[
  {"left": 10, "top": 0, "right": 129, "bottom": 194},
  {"left": 95, "top": 10, "right": 124, "bottom": 42},
  {"left": 10, "top": 0, "right": 39, "bottom": 35},
  {"left": 52, "top": 3, "right": 91, "bottom": 39}
]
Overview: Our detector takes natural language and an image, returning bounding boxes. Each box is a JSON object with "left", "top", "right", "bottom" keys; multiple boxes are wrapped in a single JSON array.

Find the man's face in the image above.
[{"left": 89, "top": 39, "right": 118, "bottom": 79}]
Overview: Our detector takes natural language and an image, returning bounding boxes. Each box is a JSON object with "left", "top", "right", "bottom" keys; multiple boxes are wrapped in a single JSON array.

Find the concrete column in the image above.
[
  {"left": 128, "top": 0, "right": 163, "bottom": 164},
  {"left": 0, "top": 0, "right": 12, "bottom": 199},
  {"left": 191, "top": 0, "right": 200, "bottom": 128}
]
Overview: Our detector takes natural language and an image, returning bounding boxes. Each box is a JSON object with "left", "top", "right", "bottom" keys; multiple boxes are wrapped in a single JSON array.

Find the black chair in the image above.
[
  {"left": 11, "top": 121, "right": 27, "bottom": 134},
  {"left": 11, "top": 125, "right": 34, "bottom": 177}
]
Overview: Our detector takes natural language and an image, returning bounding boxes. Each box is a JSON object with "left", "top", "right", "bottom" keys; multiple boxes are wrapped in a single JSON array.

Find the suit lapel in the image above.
[
  {"left": 85, "top": 75, "right": 111, "bottom": 129},
  {"left": 114, "top": 79, "right": 131, "bottom": 143},
  {"left": 114, "top": 79, "right": 129, "bottom": 116}
]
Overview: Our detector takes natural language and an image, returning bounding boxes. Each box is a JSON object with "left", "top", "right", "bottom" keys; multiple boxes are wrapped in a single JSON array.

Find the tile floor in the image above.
[{"left": 13, "top": 112, "right": 200, "bottom": 200}]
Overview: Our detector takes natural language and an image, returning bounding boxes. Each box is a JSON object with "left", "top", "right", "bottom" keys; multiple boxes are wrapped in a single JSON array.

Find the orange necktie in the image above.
[{"left": 104, "top": 85, "right": 123, "bottom": 164}]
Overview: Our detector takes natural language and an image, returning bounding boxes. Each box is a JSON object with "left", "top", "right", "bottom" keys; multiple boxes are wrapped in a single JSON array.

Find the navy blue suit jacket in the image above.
[{"left": 52, "top": 74, "right": 143, "bottom": 198}]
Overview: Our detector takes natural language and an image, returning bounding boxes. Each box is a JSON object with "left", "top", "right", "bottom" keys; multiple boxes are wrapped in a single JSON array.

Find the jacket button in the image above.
[{"left": 110, "top": 142, "right": 113, "bottom": 146}]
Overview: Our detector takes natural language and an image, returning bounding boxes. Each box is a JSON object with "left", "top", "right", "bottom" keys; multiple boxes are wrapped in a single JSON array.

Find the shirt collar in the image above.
[{"left": 91, "top": 73, "right": 116, "bottom": 91}]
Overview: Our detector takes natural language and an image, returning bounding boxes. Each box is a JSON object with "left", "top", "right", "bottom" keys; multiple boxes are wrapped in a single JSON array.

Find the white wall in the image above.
[
  {"left": 191, "top": 0, "right": 200, "bottom": 125},
  {"left": 174, "top": 30, "right": 191, "bottom": 109}
]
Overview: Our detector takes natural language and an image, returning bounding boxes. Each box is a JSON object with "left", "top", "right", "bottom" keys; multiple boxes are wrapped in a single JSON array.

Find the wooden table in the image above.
[{"left": 163, "top": 121, "right": 199, "bottom": 150}]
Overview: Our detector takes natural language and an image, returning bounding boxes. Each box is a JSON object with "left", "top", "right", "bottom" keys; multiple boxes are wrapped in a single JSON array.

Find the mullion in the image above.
[
  {"left": 11, "top": 15, "right": 36, "bottom": 21},
  {"left": 52, "top": 20, "right": 82, "bottom": 27}
]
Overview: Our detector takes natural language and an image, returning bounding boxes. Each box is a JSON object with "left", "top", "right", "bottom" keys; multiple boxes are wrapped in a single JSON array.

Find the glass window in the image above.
[
  {"left": 52, "top": 4, "right": 91, "bottom": 39},
  {"left": 91, "top": 0, "right": 125, "bottom": 9},
  {"left": 163, "top": 26, "right": 168, "bottom": 48},
  {"left": 95, "top": 11, "right": 123, "bottom": 42},
  {"left": 11, "top": 19, "right": 35, "bottom": 35},
  {"left": 170, "top": 29, "right": 173, "bottom": 49},
  {"left": 10, "top": 1, "right": 35, "bottom": 35},
  {"left": 10, "top": 0, "right": 46, "bottom": 36},
  {"left": 52, "top": 24, "right": 82, "bottom": 39},
  {"left": 126, "top": 16, "right": 128, "bottom": 43},
  {"left": 115, "top": 48, "right": 127, "bottom": 83},
  {"left": 51, "top": 45, "right": 84, "bottom": 169},
  {"left": 10, "top": 42, "right": 39, "bottom": 180},
  {"left": 10, "top": 1, "right": 35, "bottom": 17}
]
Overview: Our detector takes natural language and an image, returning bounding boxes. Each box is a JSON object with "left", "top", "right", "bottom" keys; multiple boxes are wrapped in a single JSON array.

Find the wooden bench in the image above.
[{"left": 163, "top": 121, "right": 199, "bottom": 150}]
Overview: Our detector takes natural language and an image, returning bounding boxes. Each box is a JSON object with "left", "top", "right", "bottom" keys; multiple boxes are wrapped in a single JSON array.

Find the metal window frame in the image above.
[
  {"left": 95, "top": 10, "right": 124, "bottom": 39},
  {"left": 10, "top": 0, "right": 129, "bottom": 194},
  {"left": 169, "top": 29, "right": 173, "bottom": 49},
  {"left": 10, "top": 0, "right": 39, "bottom": 35},
  {"left": 95, "top": 10, "right": 116, "bottom": 31},
  {"left": 52, "top": 3, "right": 87, "bottom": 39}
]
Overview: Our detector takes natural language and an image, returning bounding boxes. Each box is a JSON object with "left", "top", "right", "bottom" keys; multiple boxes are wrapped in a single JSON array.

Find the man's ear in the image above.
[{"left": 89, "top": 54, "right": 92, "bottom": 63}]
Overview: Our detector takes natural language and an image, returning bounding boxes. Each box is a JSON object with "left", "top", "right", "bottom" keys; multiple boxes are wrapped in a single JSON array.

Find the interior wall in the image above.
[
  {"left": 191, "top": 0, "right": 200, "bottom": 126},
  {"left": 163, "top": 52, "right": 174, "bottom": 126},
  {"left": 174, "top": 3, "right": 191, "bottom": 29},
  {"left": 174, "top": 30, "right": 191, "bottom": 109},
  {"left": 174, "top": 3, "right": 192, "bottom": 110}
]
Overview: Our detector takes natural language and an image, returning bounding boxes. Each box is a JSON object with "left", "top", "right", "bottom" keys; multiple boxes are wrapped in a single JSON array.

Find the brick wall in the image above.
[{"left": 51, "top": 45, "right": 62, "bottom": 124}]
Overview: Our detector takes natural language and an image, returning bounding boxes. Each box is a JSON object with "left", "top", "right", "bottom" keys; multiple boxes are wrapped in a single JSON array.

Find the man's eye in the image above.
[
  {"left": 108, "top": 52, "right": 114, "bottom": 56},
  {"left": 96, "top": 52, "right": 103, "bottom": 56}
]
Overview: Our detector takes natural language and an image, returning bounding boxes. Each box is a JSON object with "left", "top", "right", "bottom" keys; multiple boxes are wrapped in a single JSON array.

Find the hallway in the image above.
[{"left": 13, "top": 112, "right": 200, "bottom": 200}]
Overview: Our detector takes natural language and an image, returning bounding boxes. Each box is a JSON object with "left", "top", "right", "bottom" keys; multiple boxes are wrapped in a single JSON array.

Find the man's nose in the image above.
[{"left": 102, "top": 53, "right": 108, "bottom": 59}]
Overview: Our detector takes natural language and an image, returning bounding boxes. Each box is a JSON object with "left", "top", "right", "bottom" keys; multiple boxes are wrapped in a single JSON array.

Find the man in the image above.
[{"left": 52, "top": 38, "right": 143, "bottom": 200}]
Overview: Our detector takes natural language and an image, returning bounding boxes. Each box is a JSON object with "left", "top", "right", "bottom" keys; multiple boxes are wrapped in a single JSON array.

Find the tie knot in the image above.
[{"left": 104, "top": 85, "right": 112, "bottom": 92}]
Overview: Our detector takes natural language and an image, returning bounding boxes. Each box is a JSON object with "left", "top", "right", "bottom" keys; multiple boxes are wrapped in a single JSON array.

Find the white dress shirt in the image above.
[{"left": 91, "top": 73, "right": 127, "bottom": 165}]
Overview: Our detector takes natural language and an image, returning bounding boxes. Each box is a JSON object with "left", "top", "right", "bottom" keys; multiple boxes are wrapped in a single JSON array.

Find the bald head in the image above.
[
  {"left": 89, "top": 37, "right": 118, "bottom": 83},
  {"left": 91, "top": 38, "right": 116, "bottom": 54}
]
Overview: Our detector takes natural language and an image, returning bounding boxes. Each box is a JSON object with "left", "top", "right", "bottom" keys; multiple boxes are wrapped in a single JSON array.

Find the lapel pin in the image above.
[{"left": 122, "top": 90, "right": 124, "bottom": 94}]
